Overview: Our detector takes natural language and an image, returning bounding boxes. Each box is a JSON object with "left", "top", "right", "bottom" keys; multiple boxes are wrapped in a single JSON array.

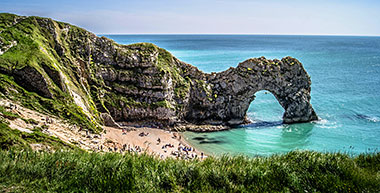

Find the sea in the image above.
[{"left": 103, "top": 34, "right": 380, "bottom": 156}]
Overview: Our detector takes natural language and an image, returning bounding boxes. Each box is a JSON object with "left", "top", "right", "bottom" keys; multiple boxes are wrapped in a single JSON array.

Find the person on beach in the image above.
[{"left": 9, "top": 103, "right": 17, "bottom": 110}]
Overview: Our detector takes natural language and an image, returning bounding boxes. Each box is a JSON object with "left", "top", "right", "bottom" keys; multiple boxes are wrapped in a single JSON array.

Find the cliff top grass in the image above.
[{"left": 0, "top": 149, "right": 379, "bottom": 192}]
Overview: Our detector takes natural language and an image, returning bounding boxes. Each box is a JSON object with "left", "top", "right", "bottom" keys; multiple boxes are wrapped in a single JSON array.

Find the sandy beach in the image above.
[{"left": 103, "top": 126, "right": 204, "bottom": 159}]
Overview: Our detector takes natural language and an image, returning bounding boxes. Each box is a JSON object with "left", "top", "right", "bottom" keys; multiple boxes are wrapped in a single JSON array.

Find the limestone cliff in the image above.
[{"left": 0, "top": 13, "right": 317, "bottom": 131}]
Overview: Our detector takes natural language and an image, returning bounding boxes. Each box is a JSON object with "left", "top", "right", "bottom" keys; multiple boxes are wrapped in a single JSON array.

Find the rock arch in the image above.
[{"left": 185, "top": 56, "right": 318, "bottom": 126}]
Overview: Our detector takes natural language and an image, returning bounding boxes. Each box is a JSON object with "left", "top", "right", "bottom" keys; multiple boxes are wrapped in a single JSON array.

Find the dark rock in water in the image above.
[
  {"left": 0, "top": 13, "right": 318, "bottom": 131},
  {"left": 193, "top": 137, "right": 207, "bottom": 141},
  {"left": 199, "top": 140, "right": 225, "bottom": 144},
  {"left": 354, "top": 113, "right": 379, "bottom": 123},
  {"left": 355, "top": 113, "right": 371, "bottom": 120},
  {"left": 241, "top": 121, "right": 283, "bottom": 128}
]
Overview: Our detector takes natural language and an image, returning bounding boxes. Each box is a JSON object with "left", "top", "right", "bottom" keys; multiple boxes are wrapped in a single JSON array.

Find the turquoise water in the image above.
[{"left": 104, "top": 35, "right": 380, "bottom": 156}]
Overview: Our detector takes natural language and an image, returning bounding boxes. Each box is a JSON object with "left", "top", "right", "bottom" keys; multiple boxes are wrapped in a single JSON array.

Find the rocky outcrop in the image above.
[
  {"left": 100, "top": 113, "right": 122, "bottom": 128},
  {"left": 0, "top": 13, "right": 318, "bottom": 131}
]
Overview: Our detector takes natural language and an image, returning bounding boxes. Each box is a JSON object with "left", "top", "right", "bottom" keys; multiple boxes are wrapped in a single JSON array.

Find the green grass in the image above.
[
  {"left": 0, "top": 149, "right": 378, "bottom": 192},
  {"left": 0, "top": 105, "right": 20, "bottom": 120}
]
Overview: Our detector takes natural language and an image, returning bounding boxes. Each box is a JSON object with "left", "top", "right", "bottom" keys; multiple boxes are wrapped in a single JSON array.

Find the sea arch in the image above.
[{"left": 185, "top": 56, "right": 318, "bottom": 126}]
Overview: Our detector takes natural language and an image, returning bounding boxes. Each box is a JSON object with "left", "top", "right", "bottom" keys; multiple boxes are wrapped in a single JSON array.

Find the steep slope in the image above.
[{"left": 0, "top": 13, "right": 317, "bottom": 132}]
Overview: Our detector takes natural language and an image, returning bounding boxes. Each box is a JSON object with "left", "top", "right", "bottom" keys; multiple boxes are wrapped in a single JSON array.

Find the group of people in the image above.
[
  {"left": 170, "top": 143, "right": 204, "bottom": 160},
  {"left": 161, "top": 142, "right": 175, "bottom": 153},
  {"left": 45, "top": 116, "right": 53, "bottom": 124},
  {"left": 171, "top": 132, "right": 181, "bottom": 140},
  {"left": 162, "top": 143, "right": 174, "bottom": 149},
  {"left": 8, "top": 103, "right": 17, "bottom": 110},
  {"left": 138, "top": 132, "right": 149, "bottom": 137},
  {"left": 96, "top": 144, "right": 144, "bottom": 154},
  {"left": 125, "top": 144, "right": 143, "bottom": 153}
]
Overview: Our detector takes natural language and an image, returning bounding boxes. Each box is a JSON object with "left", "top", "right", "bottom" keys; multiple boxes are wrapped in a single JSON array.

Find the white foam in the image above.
[
  {"left": 367, "top": 117, "right": 380, "bottom": 123},
  {"left": 314, "top": 118, "right": 328, "bottom": 124}
]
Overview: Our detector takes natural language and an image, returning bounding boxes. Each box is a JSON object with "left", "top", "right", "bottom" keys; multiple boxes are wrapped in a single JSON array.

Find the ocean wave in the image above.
[
  {"left": 366, "top": 116, "right": 380, "bottom": 123},
  {"left": 313, "top": 118, "right": 340, "bottom": 129},
  {"left": 314, "top": 118, "right": 329, "bottom": 124}
]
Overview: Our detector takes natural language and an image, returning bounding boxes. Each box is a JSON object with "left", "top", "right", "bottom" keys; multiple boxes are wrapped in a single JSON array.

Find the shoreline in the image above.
[{"left": 179, "top": 131, "right": 212, "bottom": 157}]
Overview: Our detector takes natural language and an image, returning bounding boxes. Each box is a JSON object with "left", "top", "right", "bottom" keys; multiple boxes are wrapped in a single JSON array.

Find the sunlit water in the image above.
[{"left": 104, "top": 34, "right": 380, "bottom": 156}]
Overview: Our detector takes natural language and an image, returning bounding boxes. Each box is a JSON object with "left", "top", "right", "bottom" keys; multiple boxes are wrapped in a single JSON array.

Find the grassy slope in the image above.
[
  {"left": 0, "top": 150, "right": 379, "bottom": 192},
  {"left": 0, "top": 13, "right": 101, "bottom": 132}
]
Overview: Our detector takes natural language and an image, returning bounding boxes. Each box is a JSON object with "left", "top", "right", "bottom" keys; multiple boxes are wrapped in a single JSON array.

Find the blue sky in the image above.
[{"left": 1, "top": 0, "right": 379, "bottom": 35}]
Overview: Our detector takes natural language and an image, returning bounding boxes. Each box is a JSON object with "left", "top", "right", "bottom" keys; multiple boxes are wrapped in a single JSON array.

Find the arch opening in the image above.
[{"left": 246, "top": 90, "right": 284, "bottom": 127}]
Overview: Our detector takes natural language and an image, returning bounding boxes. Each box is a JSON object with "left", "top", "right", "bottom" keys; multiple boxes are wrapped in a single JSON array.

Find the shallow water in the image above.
[{"left": 104, "top": 34, "right": 380, "bottom": 156}]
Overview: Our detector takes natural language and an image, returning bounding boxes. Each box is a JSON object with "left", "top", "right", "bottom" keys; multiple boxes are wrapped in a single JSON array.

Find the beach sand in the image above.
[{"left": 103, "top": 126, "right": 204, "bottom": 159}]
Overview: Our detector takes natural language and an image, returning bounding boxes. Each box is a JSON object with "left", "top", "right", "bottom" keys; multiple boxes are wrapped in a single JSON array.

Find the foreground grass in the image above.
[{"left": 0, "top": 150, "right": 379, "bottom": 192}]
